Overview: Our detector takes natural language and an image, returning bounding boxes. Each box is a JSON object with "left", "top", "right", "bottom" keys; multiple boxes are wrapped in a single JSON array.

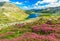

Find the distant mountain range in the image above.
[
  {"left": 25, "top": 6, "right": 60, "bottom": 14},
  {"left": 0, "top": 2, "right": 28, "bottom": 24}
]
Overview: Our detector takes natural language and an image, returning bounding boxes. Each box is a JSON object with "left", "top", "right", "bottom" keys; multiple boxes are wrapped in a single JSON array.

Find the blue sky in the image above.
[{"left": 0, "top": 0, "right": 60, "bottom": 10}]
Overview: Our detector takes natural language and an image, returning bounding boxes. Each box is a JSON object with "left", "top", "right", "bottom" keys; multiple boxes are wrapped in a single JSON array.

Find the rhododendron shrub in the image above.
[
  {"left": 0, "top": 18, "right": 60, "bottom": 41},
  {"left": 0, "top": 32, "right": 58, "bottom": 41},
  {"left": 31, "top": 24, "right": 59, "bottom": 34}
]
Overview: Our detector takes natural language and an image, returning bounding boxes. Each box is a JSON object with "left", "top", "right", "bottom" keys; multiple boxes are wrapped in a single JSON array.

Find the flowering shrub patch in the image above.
[{"left": 0, "top": 18, "right": 60, "bottom": 41}]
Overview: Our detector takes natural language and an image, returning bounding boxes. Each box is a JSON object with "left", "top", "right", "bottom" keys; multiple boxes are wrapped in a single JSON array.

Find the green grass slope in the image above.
[{"left": 0, "top": 2, "right": 28, "bottom": 24}]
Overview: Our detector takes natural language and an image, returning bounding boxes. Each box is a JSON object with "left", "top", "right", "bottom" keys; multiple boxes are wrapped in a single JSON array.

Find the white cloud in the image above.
[
  {"left": 0, "top": 0, "right": 9, "bottom": 2},
  {"left": 33, "top": 4, "right": 47, "bottom": 9},
  {"left": 35, "top": 1, "right": 44, "bottom": 6},
  {"left": 15, "top": 2, "right": 22, "bottom": 4},
  {"left": 34, "top": 0, "right": 60, "bottom": 9},
  {"left": 35, "top": 0, "right": 58, "bottom": 6},
  {"left": 46, "top": 2, "right": 60, "bottom": 7},
  {"left": 34, "top": 6, "right": 45, "bottom": 9},
  {"left": 23, "top": 6, "right": 28, "bottom": 8},
  {"left": 21, "top": 6, "right": 31, "bottom": 10},
  {"left": 43, "top": 0, "right": 57, "bottom": 3},
  {"left": 11, "top": 2, "right": 23, "bottom": 5},
  {"left": 22, "top": 6, "right": 29, "bottom": 9}
]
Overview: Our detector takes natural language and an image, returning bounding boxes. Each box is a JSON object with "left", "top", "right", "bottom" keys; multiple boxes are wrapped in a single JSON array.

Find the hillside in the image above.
[{"left": 0, "top": 2, "right": 28, "bottom": 24}]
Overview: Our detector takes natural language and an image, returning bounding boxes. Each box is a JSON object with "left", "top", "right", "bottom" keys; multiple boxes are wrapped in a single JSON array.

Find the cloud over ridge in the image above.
[
  {"left": 0, "top": 0, "right": 9, "bottom": 2},
  {"left": 33, "top": 0, "right": 60, "bottom": 9}
]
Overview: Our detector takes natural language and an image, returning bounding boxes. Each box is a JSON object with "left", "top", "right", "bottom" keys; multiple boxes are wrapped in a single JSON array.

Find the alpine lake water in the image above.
[{"left": 27, "top": 13, "right": 39, "bottom": 19}]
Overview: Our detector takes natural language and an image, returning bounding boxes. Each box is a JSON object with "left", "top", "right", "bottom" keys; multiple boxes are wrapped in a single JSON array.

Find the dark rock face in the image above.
[{"left": 0, "top": 2, "right": 5, "bottom": 6}]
